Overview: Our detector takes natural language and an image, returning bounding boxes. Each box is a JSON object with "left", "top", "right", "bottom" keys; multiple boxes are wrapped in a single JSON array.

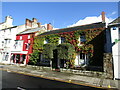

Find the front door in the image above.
[{"left": 52, "top": 49, "right": 58, "bottom": 69}]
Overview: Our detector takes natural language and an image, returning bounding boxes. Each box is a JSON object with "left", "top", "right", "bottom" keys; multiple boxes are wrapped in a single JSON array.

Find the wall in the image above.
[
  {"left": 103, "top": 53, "right": 113, "bottom": 79},
  {"left": 0, "top": 16, "right": 13, "bottom": 30},
  {"left": 0, "top": 27, "right": 17, "bottom": 64},
  {"left": 89, "top": 30, "right": 105, "bottom": 68},
  {"left": 112, "top": 41, "right": 120, "bottom": 79},
  {"left": 110, "top": 27, "right": 119, "bottom": 43}
]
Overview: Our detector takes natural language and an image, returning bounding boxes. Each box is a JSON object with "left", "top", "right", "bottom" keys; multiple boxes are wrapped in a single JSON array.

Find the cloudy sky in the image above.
[{"left": 2, "top": 2, "right": 118, "bottom": 28}]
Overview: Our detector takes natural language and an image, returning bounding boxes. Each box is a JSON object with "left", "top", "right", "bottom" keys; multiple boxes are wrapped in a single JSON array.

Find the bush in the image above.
[{"left": 43, "top": 43, "right": 57, "bottom": 59}]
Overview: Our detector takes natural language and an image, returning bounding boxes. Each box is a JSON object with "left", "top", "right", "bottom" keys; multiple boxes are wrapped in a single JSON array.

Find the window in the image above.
[
  {"left": 113, "top": 27, "right": 117, "bottom": 30},
  {"left": 2, "top": 41, "right": 4, "bottom": 47},
  {"left": 14, "top": 41, "right": 18, "bottom": 49},
  {"left": 5, "top": 53, "right": 9, "bottom": 61},
  {"left": 61, "top": 37, "right": 66, "bottom": 43},
  {"left": 80, "top": 35, "right": 86, "bottom": 42},
  {"left": 26, "top": 43, "right": 30, "bottom": 50},
  {"left": 20, "top": 36, "right": 22, "bottom": 40},
  {"left": 80, "top": 53, "right": 85, "bottom": 59},
  {"left": 28, "top": 35, "right": 30, "bottom": 39},
  {"left": 44, "top": 39, "right": 49, "bottom": 44},
  {"left": 14, "top": 40, "right": 23, "bottom": 49}
]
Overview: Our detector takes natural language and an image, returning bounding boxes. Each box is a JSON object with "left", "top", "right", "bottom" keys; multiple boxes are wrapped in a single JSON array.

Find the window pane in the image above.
[
  {"left": 61, "top": 37, "right": 66, "bottom": 43},
  {"left": 80, "top": 35, "right": 86, "bottom": 42}
]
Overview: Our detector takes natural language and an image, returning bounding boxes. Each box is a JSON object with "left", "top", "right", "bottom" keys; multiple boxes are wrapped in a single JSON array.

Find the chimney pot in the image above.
[
  {"left": 101, "top": 11, "right": 105, "bottom": 23},
  {"left": 32, "top": 18, "right": 37, "bottom": 23},
  {"left": 25, "top": 18, "right": 32, "bottom": 27},
  {"left": 47, "top": 23, "right": 53, "bottom": 30},
  {"left": 37, "top": 22, "right": 41, "bottom": 28}
]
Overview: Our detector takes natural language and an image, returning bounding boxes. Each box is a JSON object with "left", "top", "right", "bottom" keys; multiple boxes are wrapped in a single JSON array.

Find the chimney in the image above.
[
  {"left": 32, "top": 18, "right": 37, "bottom": 23},
  {"left": 25, "top": 19, "right": 32, "bottom": 27},
  {"left": 37, "top": 22, "right": 41, "bottom": 28},
  {"left": 47, "top": 23, "right": 53, "bottom": 30},
  {"left": 101, "top": 11, "right": 105, "bottom": 23}
]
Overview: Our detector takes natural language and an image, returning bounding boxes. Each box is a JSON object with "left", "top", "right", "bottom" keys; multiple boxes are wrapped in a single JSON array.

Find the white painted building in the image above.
[
  {"left": 0, "top": 16, "right": 13, "bottom": 30},
  {"left": 107, "top": 17, "right": 120, "bottom": 80},
  {"left": 0, "top": 16, "right": 48, "bottom": 64}
]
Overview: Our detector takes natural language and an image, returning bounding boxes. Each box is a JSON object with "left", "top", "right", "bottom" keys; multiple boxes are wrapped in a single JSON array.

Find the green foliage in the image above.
[
  {"left": 29, "top": 50, "right": 40, "bottom": 65},
  {"left": 45, "top": 34, "right": 59, "bottom": 44},
  {"left": 43, "top": 43, "right": 57, "bottom": 59},
  {"left": 57, "top": 43, "right": 75, "bottom": 60},
  {"left": 33, "top": 36, "right": 45, "bottom": 52},
  {"left": 31, "top": 28, "right": 104, "bottom": 65}
]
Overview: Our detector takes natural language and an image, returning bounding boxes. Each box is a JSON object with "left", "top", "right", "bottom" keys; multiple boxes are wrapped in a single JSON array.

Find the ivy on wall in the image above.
[
  {"left": 45, "top": 34, "right": 60, "bottom": 44},
  {"left": 57, "top": 43, "right": 75, "bottom": 68},
  {"left": 29, "top": 50, "right": 40, "bottom": 65},
  {"left": 31, "top": 28, "right": 104, "bottom": 66},
  {"left": 43, "top": 43, "right": 57, "bottom": 59},
  {"left": 57, "top": 43, "right": 75, "bottom": 60},
  {"left": 33, "top": 36, "right": 45, "bottom": 52}
]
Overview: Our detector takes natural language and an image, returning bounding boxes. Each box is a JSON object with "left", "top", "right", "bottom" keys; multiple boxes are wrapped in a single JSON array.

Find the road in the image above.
[{"left": 0, "top": 70, "right": 107, "bottom": 89}]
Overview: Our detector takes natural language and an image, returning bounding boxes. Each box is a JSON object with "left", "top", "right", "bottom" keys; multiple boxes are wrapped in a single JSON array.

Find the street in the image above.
[{"left": 1, "top": 70, "right": 106, "bottom": 89}]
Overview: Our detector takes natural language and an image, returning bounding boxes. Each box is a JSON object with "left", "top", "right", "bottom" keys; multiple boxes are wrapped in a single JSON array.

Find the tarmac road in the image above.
[{"left": 1, "top": 70, "right": 106, "bottom": 89}]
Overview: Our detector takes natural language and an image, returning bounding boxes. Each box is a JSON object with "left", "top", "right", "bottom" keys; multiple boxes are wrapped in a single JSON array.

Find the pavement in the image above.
[{"left": 0, "top": 64, "right": 120, "bottom": 90}]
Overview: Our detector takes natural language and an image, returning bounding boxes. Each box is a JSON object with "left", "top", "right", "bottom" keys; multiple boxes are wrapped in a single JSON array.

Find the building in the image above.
[
  {"left": 0, "top": 26, "right": 17, "bottom": 63},
  {"left": 105, "top": 17, "right": 120, "bottom": 80},
  {"left": 10, "top": 27, "right": 46, "bottom": 65},
  {"left": 31, "top": 12, "right": 106, "bottom": 71},
  {"left": 0, "top": 16, "right": 13, "bottom": 30},
  {"left": 0, "top": 16, "right": 48, "bottom": 64}
]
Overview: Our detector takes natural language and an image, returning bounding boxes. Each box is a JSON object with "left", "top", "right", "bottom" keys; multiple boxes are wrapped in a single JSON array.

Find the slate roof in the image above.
[
  {"left": 17, "top": 26, "right": 45, "bottom": 35},
  {"left": 109, "top": 17, "right": 120, "bottom": 24},
  {"left": 39, "top": 22, "right": 105, "bottom": 36}
]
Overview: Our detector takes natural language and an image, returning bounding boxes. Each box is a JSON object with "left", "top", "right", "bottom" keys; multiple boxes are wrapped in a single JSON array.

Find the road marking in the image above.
[
  {"left": 0, "top": 68, "right": 113, "bottom": 89},
  {"left": 17, "top": 86, "right": 26, "bottom": 90}
]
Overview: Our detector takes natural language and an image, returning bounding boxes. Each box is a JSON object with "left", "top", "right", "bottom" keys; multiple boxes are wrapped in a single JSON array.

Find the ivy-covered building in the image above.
[{"left": 30, "top": 21, "right": 106, "bottom": 70}]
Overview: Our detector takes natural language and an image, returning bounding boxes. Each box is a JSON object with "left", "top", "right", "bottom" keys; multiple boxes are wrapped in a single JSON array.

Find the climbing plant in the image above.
[
  {"left": 33, "top": 36, "right": 45, "bottom": 52},
  {"left": 43, "top": 43, "right": 57, "bottom": 59},
  {"left": 45, "top": 34, "right": 60, "bottom": 44},
  {"left": 57, "top": 43, "right": 75, "bottom": 68},
  {"left": 31, "top": 27, "right": 104, "bottom": 66},
  {"left": 29, "top": 50, "right": 40, "bottom": 65}
]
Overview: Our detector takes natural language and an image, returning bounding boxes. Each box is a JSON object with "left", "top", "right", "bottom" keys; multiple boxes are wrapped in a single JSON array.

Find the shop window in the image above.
[
  {"left": 16, "top": 54, "right": 20, "bottom": 63},
  {"left": 20, "top": 55, "right": 26, "bottom": 64}
]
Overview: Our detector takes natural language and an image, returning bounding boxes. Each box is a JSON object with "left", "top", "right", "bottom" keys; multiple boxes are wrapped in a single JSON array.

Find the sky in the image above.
[{"left": 1, "top": 2, "right": 119, "bottom": 29}]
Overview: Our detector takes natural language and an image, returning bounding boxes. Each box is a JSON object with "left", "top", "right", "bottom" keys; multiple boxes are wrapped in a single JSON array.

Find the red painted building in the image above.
[{"left": 10, "top": 27, "right": 46, "bottom": 64}]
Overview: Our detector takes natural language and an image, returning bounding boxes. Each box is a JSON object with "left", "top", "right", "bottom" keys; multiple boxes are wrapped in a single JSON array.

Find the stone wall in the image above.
[{"left": 103, "top": 53, "right": 114, "bottom": 79}]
